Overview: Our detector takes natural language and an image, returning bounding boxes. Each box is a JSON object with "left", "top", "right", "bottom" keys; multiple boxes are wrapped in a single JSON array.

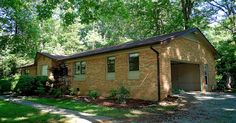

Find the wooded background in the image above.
[{"left": 0, "top": 0, "right": 235, "bottom": 88}]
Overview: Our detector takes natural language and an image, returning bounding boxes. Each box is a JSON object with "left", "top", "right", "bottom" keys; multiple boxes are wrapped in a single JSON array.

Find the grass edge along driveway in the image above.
[
  {"left": 0, "top": 99, "right": 66, "bottom": 123},
  {"left": 26, "top": 97, "right": 177, "bottom": 119}
]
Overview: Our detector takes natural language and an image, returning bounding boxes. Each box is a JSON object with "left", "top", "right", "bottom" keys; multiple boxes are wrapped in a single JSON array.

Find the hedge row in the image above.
[{"left": 0, "top": 75, "right": 49, "bottom": 95}]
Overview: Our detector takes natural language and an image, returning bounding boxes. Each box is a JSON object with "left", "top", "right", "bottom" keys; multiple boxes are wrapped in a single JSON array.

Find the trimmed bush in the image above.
[
  {"left": 34, "top": 76, "right": 48, "bottom": 95},
  {"left": 14, "top": 75, "right": 35, "bottom": 95},
  {"left": 0, "top": 79, "right": 11, "bottom": 93},
  {"left": 116, "top": 86, "right": 130, "bottom": 103},
  {"left": 87, "top": 90, "right": 99, "bottom": 99},
  {"left": 108, "top": 86, "right": 130, "bottom": 103},
  {"left": 14, "top": 75, "right": 49, "bottom": 95}
]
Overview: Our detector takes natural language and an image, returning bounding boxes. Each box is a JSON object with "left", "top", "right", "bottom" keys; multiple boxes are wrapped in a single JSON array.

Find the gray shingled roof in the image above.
[
  {"left": 39, "top": 28, "right": 216, "bottom": 61},
  {"left": 38, "top": 52, "right": 68, "bottom": 60},
  {"left": 59, "top": 28, "right": 202, "bottom": 60}
]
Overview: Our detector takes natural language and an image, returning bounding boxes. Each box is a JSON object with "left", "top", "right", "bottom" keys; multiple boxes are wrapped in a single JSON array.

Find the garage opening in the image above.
[{"left": 171, "top": 61, "right": 201, "bottom": 92}]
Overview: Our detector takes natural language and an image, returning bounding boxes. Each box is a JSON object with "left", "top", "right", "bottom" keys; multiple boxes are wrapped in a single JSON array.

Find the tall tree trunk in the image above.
[{"left": 181, "top": 0, "right": 194, "bottom": 29}]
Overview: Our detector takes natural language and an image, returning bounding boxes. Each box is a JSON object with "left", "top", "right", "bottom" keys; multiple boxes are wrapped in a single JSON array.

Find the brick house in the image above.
[{"left": 20, "top": 28, "right": 217, "bottom": 101}]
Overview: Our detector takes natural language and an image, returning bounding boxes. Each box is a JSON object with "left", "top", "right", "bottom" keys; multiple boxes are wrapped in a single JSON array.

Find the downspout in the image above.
[{"left": 150, "top": 46, "right": 161, "bottom": 102}]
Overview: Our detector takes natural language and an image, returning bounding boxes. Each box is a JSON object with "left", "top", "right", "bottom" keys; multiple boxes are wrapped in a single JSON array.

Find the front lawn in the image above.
[
  {"left": 26, "top": 97, "right": 178, "bottom": 119},
  {"left": 0, "top": 99, "right": 66, "bottom": 123}
]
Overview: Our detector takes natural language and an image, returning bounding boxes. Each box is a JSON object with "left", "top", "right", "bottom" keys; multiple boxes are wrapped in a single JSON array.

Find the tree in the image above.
[{"left": 181, "top": 0, "right": 195, "bottom": 29}]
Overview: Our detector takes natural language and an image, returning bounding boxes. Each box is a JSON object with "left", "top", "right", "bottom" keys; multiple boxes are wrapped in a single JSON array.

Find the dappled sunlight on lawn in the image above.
[{"left": 0, "top": 99, "right": 66, "bottom": 123}]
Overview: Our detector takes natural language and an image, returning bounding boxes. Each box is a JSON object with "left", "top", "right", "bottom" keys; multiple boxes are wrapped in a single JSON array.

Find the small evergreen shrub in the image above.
[
  {"left": 108, "top": 86, "right": 130, "bottom": 103},
  {"left": 108, "top": 89, "right": 117, "bottom": 99},
  {"left": 116, "top": 86, "right": 130, "bottom": 103},
  {"left": 87, "top": 90, "right": 99, "bottom": 99}
]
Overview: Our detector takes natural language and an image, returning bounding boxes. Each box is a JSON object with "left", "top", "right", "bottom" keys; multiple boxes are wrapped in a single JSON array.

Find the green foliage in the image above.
[
  {"left": 49, "top": 88, "right": 63, "bottom": 97},
  {"left": 0, "top": 79, "right": 11, "bottom": 93},
  {"left": 69, "top": 88, "right": 76, "bottom": 96},
  {"left": 14, "top": 76, "right": 49, "bottom": 95},
  {"left": 116, "top": 86, "right": 130, "bottom": 103},
  {"left": 108, "top": 89, "right": 117, "bottom": 99},
  {"left": 35, "top": 85, "right": 46, "bottom": 95},
  {"left": 87, "top": 90, "right": 99, "bottom": 99},
  {"left": 27, "top": 97, "right": 139, "bottom": 118},
  {"left": 109, "top": 86, "right": 130, "bottom": 103},
  {"left": 0, "top": 100, "right": 66, "bottom": 122},
  {"left": 172, "top": 87, "right": 185, "bottom": 94},
  {"left": 14, "top": 75, "right": 35, "bottom": 95}
]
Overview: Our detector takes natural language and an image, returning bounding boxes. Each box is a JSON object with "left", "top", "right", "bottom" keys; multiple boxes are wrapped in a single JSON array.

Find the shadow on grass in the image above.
[
  {"left": 26, "top": 97, "right": 178, "bottom": 119},
  {"left": 0, "top": 100, "right": 66, "bottom": 123}
]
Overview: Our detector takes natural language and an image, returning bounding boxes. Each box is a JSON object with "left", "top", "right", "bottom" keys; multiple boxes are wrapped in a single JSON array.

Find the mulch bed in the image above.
[
  {"left": 75, "top": 96, "right": 158, "bottom": 109},
  {"left": 29, "top": 94, "right": 180, "bottom": 109}
]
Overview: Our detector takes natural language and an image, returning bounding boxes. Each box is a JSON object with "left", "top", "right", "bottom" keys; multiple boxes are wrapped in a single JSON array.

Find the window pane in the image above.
[
  {"left": 107, "top": 57, "right": 115, "bottom": 73},
  {"left": 41, "top": 65, "right": 48, "bottom": 76},
  {"left": 75, "top": 62, "right": 80, "bottom": 75},
  {"left": 81, "top": 61, "right": 86, "bottom": 74},
  {"left": 129, "top": 53, "right": 139, "bottom": 71}
]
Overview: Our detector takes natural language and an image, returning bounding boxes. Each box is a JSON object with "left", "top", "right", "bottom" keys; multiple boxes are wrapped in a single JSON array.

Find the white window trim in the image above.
[
  {"left": 74, "top": 61, "right": 86, "bottom": 81},
  {"left": 106, "top": 56, "right": 115, "bottom": 80},
  {"left": 128, "top": 52, "right": 140, "bottom": 79}
]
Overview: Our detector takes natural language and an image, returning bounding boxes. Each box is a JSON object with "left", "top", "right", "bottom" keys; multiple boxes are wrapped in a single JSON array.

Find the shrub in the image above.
[
  {"left": 34, "top": 76, "right": 48, "bottom": 95},
  {"left": 69, "top": 88, "right": 76, "bottom": 96},
  {"left": 35, "top": 84, "right": 46, "bottom": 95},
  {"left": 108, "top": 89, "right": 117, "bottom": 99},
  {"left": 14, "top": 75, "right": 35, "bottom": 95},
  {"left": 87, "top": 90, "right": 99, "bottom": 99},
  {"left": 14, "top": 75, "right": 49, "bottom": 95},
  {"left": 0, "top": 79, "right": 11, "bottom": 93},
  {"left": 49, "top": 88, "right": 63, "bottom": 97},
  {"left": 172, "top": 87, "right": 185, "bottom": 94},
  {"left": 116, "top": 86, "right": 130, "bottom": 103}
]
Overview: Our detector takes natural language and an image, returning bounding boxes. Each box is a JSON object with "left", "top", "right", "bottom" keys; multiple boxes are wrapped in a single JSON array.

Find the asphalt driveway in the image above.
[
  {"left": 172, "top": 91, "right": 236, "bottom": 123},
  {"left": 127, "top": 91, "right": 236, "bottom": 123}
]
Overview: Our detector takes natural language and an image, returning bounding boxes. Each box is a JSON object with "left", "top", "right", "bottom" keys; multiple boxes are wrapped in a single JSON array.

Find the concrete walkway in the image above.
[{"left": 0, "top": 95, "right": 112, "bottom": 123}]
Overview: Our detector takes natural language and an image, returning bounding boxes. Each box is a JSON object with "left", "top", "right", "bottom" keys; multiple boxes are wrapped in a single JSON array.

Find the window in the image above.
[
  {"left": 204, "top": 64, "right": 209, "bottom": 85},
  {"left": 75, "top": 61, "right": 86, "bottom": 75},
  {"left": 129, "top": 53, "right": 139, "bottom": 71},
  {"left": 41, "top": 65, "right": 48, "bottom": 76},
  {"left": 22, "top": 69, "right": 29, "bottom": 75},
  {"left": 107, "top": 57, "right": 115, "bottom": 73}
]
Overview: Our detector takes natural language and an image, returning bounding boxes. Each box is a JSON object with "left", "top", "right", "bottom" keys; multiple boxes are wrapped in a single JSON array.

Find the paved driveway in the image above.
[
  {"left": 127, "top": 91, "right": 236, "bottom": 123},
  {"left": 171, "top": 92, "right": 236, "bottom": 123}
]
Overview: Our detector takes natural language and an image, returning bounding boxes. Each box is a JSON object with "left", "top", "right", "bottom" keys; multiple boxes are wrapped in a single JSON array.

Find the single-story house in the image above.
[{"left": 20, "top": 28, "right": 217, "bottom": 101}]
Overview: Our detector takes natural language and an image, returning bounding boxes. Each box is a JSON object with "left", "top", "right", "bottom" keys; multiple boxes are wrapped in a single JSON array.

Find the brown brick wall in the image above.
[
  {"left": 22, "top": 35, "right": 216, "bottom": 101},
  {"left": 65, "top": 47, "right": 159, "bottom": 101},
  {"left": 36, "top": 54, "right": 55, "bottom": 80},
  {"left": 20, "top": 66, "right": 37, "bottom": 76},
  {"left": 152, "top": 37, "right": 216, "bottom": 99}
]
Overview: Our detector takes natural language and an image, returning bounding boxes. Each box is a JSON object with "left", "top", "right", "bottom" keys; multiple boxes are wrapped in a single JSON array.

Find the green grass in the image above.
[
  {"left": 26, "top": 97, "right": 177, "bottom": 119},
  {"left": 0, "top": 99, "right": 66, "bottom": 123}
]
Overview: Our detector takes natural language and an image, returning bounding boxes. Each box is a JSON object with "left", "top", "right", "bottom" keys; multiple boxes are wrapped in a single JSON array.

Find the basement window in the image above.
[
  {"left": 74, "top": 61, "right": 86, "bottom": 81},
  {"left": 107, "top": 56, "right": 115, "bottom": 80},
  {"left": 128, "top": 53, "right": 140, "bottom": 79}
]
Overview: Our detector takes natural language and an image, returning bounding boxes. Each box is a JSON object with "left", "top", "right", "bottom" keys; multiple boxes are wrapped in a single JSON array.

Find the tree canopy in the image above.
[{"left": 0, "top": 0, "right": 235, "bottom": 86}]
